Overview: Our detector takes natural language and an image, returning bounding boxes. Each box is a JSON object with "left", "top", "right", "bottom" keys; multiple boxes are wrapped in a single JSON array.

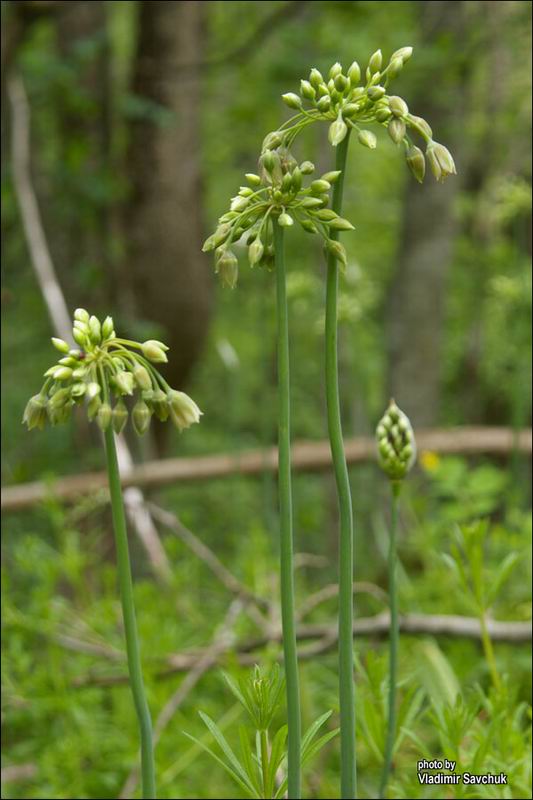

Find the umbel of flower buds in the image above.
[
  {"left": 376, "top": 400, "right": 416, "bottom": 482},
  {"left": 203, "top": 148, "right": 356, "bottom": 286},
  {"left": 274, "top": 47, "right": 456, "bottom": 186},
  {"left": 23, "top": 310, "right": 202, "bottom": 436}
]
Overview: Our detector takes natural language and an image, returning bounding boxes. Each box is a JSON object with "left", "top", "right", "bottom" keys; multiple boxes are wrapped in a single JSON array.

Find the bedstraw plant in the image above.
[
  {"left": 276, "top": 46, "right": 456, "bottom": 798},
  {"left": 376, "top": 400, "right": 416, "bottom": 799},
  {"left": 23, "top": 309, "right": 202, "bottom": 799}
]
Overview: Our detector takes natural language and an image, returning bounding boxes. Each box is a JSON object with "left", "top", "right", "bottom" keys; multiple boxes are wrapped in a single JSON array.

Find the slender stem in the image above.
[
  {"left": 260, "top": 728, "right": 270, "bottom": 798},
  {"left": 479, "top": 611, "right": 501, "bottom": 691},
  {"left": 325, "top": 131, "right": 357, "bottom": 799},
  {"left": 104, "top": 426, "right": 156, "bottom": 799},
  {"left": 380, "top": 484, "right": 400, "bottom": 799},
  {"left": 273, "top": 221, "right": 301, "bottom": 799}
]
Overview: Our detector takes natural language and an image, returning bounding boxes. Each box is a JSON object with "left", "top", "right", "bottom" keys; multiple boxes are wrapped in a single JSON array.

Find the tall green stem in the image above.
[
  {"left": 380, "top": 484, "right": 400, "bottom": 799},
  {"left": 104, "top": 426, "right": 156, "bottom": 799},
  {"left": 273, "top": 221, "right": 301, "bottom": 799},
  {"left": 325, "top": 131, "right": 357, "bottom": 799}
]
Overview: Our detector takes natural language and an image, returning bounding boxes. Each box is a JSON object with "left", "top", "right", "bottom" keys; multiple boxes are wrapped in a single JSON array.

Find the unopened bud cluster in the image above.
[
  {"left": 23, "top": 309, "right": 202, "bottom": 435},
  {"left": 278, "top": 47, "right": 455, "bottom": 184},
  {"left": 376, "top": 400, "right": 416, "bottom": 481},
  {"left": 203, "top": 148, "right": 356, "bottom": 286}
]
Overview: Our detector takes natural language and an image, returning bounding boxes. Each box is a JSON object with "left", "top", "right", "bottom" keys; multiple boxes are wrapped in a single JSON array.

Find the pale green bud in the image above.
[
  {"left": 71, "top": 382, "right": 86, "bottom": 398},
  {"left": 300, "top": 79, "right": 315, "bottom": 100},
  {"left": 426, "top": 141, "right": 457, "bottom": 182},
  {"left": 133, "top": 364, "right": 152, "bottom": 391},
  {"left": 58, "top": 356, "right": 78, "bottom": 367},
  {"left": 22, "top": 394, "right": 47, "bottom": 430},
  {"left": 328, "top": 216, "right": 355, "bottom": 231},
  {"left": 168, "top": 390, "right": 202, "bottom": 431},
  {"left": 325, "top": 239, "right": 348, "bottom": 269},
  {"left": 301, "top": 196, "right": 324, "bottom": 208},
  {"left": 53, "top": 366, "right": 73, "bottom": 381},
  {"left": 316, "top": 82, "right": 329, "bottom": 98},
  {"left": 409, "top": 115, "right": 433, "bottom": 141},
  {"left": 72, "top": 326, "right": 88, "bottom": 348},
  {"left": 300, "top": 161, "right": 315, "bottom": 175},
  {"left": 51, "top": 337, "right": 70, "bottom": 353},
  {"left": 230, "top": 195, "right": 249, "bottom": 212},
  {"left": 328, "top": 62, "right": 342, "bottom": 79},
  {"left": 73, "top": 308, "right": 90, "bottom": 323},
  {"left": 311, "top": 179, "right": 331, "bottom": 194},
  {"left": 86, "top": 382, "right": 101, "bottom": 400},
  {"left": 299, "top": 218, "right": 318, "bottom": 234},
  {"left": 367, "top": 85, "right": 386, "bottom": 101},
  {"left": 347, "top": 61, "right": 361, "bottom": 84},
  {"left": 314, "top": 208, "right": 338, "bottom": 221},
  {"left": 376, "top": 400, "right": 416, "bottom": 480},
  {"left": 216, "top": 250, "right": 239, "bottom": 289},
  {"left": 151, "top": 388, "right": 170, "bottom": 421},
  {"left": 309, "top": 68, "right": 323, "bottom": 88},
  {"left": 262, "top": 131, "right": 284, "bottom": 151},
  {"left": 278, "top": 213, "right": 294, "bottom": 227},
  {"left": 132, "top": 401, "right": 151, "bottom": 435},
  {"left": 96, "top": 403, "right": 112, "bottom": 431},
  {"left": 406, "top": 145, "right": 425, "bottom": 183},
  {"left": 391, "top": 46, "right": 413, "bottom": 64},
  {"left": 88, "top": 315, "right": 101, "bottom": 345},
  {"left": 112, "top": 401, "right": 128, "bottom": 433},
  {"left": 101, "top": 316, "right": 114, "bottom": 340},
  {"left": 368, "top": 49, "right": 383, "bottom": 74},
  {"left": 317, "top": 95, "right": 331, "bottom": 113},
  {"left": 388, "top": 118, "right": 406, "bottom": 144},
  {"left": 342, "top": 103, "right": 360, "bottom": 118},
  {"left": 389, "top": 95, "right": 409, "bottom": 117},
  {"left": 387, "top": 57, "right": 403, "bottom": 78},
  {"left": 358, "top": 129, "right": 377, "bottom": 149},
  {"left": 87, "top": 395, "right": 101, "bottom": 419},
  {"left": 321, "top": 170, "right": 342, "bottom": 183},
  {"left": 375, "top": 106, "right": 392, "bottom": 123},
  {"left": 248, "top": 238, "right": 264, "bottom": 266},
  {"left": 113, "top": 370, "right": 135, "bottom": 395},
  {"left": 334, "top": 73, "right": 349, "bottom": 92},
  {"left": 282, "top": 92, "right": 302, "bottom": 110},
  {"left": 245, "top": 173, "right": 262, "bottom": 186},
  {"left": 328, "top": 113, "right": 348, "bottom": 147},
  {"left": 141, "top": 340, "right": 169, "bottom": 363}
]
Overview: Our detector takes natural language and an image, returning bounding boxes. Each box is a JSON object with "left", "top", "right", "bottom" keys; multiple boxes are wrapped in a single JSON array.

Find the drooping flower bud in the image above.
[
  {"left": 367, "top": 85, "right": 386, "bottom": 101},
  {"left": 328, "top": 112, "right": 348, "bottom": 147},
  {"left": 141, "top": 340, "right": 169, "bottom": 363},
  {"left": 216, "top": 249, "right": 239, "bottom": 289},
  {"left": 132, "top": 401, "right": 151, "bottom": 436},
  {"left": 409, "top": 115, "right": 433, "bottom": 141},
  {"left": 388, "top": 118, "right": 406, "bottom": 144},
  {"left": 358, "top": 129, "right": 377, "bottom": 149},
  {"left": 133, "top": 364, "right": 152, "bottom": 391},
  {"left": 248, "top": 238, "right": 264, "bottom": 267},
  {"left": 375, "top": 106, "right": 392, "bottom": 123},
  {"left": 281, "top": 92, "right": 302, "bottom": 110},
  {"left": 376, "top": 400, "right": 416, "bottom": 481},
  {"left": 328, "top": 216, "right": 355, "bottom": 231},
  {"left": 112, "top": 400, "right": 128, "bottom": 434},
  {"left": 22, "top": 394, "right": 47, "bottom": 430},
  {"left": 168, "top": 390, "right": 202, "bottom": 431},
  {"left": 278, "top": 213, "right": 294, "bottom": 227},
  {"left": 113, "top": 370, "right": 135, "bottom": 395},
  {"left": 74, "top": 308, "right": 90, "bottom": 323},
  {"left": 96, "top": 402, "right": 113, "bottom": 431},
  {"left": 151, "top": 388, "right": 170, "bottom": 421},
  {"left": 426, "top": 141, "right": 457, "bottom": 182},
  {"left": 389, "top": 96, "right": 409, "bottom": 117},
  {"left": 310, "top": 179, "right": 331, "bottom": 194},
  {"left": 325, "top": 239, "right": 348, "bottom": 269},
  {"left": 387, "top": 57, "right": 404, "bottom": 79},
  {"left": 300, "top": 161, "right": 315, "bottom": 175},
  {"left": 317, "top": 95, "right": 331, "bottom": 113},
  {"left": 406, "top": 145, "right": 425, "bottom": 183}
]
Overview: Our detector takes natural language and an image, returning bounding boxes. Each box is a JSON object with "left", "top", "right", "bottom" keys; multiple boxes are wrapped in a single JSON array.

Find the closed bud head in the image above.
[
  {"left": 376, "top": 400, "right": 416, "bottom": 480},
  {"left": 282, "top": 92, "right": 302, "bottom": 110},
  {"left": 141, "top": 340, "right": 169, "bottom": 363},
  {"left": 96, "top": 403, "right": 112, "bottom": 432},
  {"left": 348, "top": 61, "right": 361, "bottom": 85},
  {"left": 358, "top": 129, "right": 377, "bottom": 149},
  {"left": 328, "top": 113, "right": 348, "bottom": 147},
  {"left": 375, "top": 106, "right": 392, "bottom": 123},
  {"left": 112, "top": 401, "right": 128, "bottom": 433},
  {"left": 388, "top": 118, "right": 406, "bottom": 144},
  {"left": 310, "top": 179, "right": 331, "bottom": 194},
  {"left": 248, "top": 238, "right": 264, "bottom": 266},
  {"left": 53, "top": 366, "right": 73, "bottom": 381},
  {"left": 426, "top": 141, "right": 456, "bottom": 182},
  {"left": 321, "top": 170, "right": 342, "bottom": 184},
  {"left": 132, "top": 401, "right": 151, "bottom": 435},
  {"left": 300, "top": 79, "right": 315, "bottom": 100},
  {"left": 300, "top": 218, "right": 318, "bottom": 234},
  {"left": 389, "top": 95, "right": 409, "bottom": 117},
  {"left": 72, "top": 326, "right": 88, "bottom": 347},
  {"left": 406, "top": 145, "right": 426, "bottom": 183},
  {"left": 368, "top": 49, "right": 383, "bottom": 74},
  {"left": 168, "top": 390, "right": 202, "bottom": 431},
  {"left": 409, "top": 115, "right": 433, "bottom": 141}
]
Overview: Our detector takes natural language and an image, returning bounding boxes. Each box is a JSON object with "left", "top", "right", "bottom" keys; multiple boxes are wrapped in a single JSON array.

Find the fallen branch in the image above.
[
  {"left": 3, "top": 427, "right": 530, "bottom": 512},
  {"left": 71, "top": 613, "right": 532, "bottom": 688},
  {"left": 7, "top": 73, "right": 171, "bottom": 581}
]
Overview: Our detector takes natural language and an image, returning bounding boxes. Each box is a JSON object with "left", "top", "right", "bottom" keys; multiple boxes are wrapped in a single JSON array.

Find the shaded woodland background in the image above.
[{"left": 1, "top": 2, "right": 532, "bottom": 799}]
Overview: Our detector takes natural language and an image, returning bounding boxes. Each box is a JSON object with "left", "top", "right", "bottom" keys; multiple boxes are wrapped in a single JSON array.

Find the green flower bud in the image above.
[
  {"left": 316, "top": 82, "right": 329, "bottom": 98},
  {"left": 391, "top": 46, "right": 413, "bottom": 64},
  {"left": 249, "top": 238, "right": 264, "bottom": 266},
  {"left": 406, "top": 145, "right": 425, "bottom": 183},
  {"left": 86, "top": 382, "right": 101, "bottom": 400},
  {"left": 426, "top": 140, "right": 457, "bottom": 182},
  {"left": 245, "top": 173, "right": 262, "bottom": 186},
  {"left": 314, "top": 208, "right": 338, "bottom": 221},
  {"left": 87, "top": 395, "right": 102, "bottom": 419},
  {"left": 389, "top": 95, "right": 409, "bottom": 117},
  {"left": 347, "top": 61, "right": 361, "bottom": 84},
  {"left": 408, "top": 115, "right": 433, "bottom": 141},
  {"left": 74, "top": 308, "right": 90, "bottom": 323},
  {"left": 132, "top": 401, "right": 151, "bottom": 435},
  {"left": 301, "top": 196, "right": 324, "bottom": 208},
  {"left": 300, "top": 79, "right": 315, "bottom": 100},
  {"left": 300, "top": 218, "right": 318, "bottom": 234},
  {"left": 328, "top": 113, "right": 348, "bottom": 147},
  {"left": 151, "top": 388, "right": 170, "bottom": 421},
  {"left": 216, "top": 249, "right": 239, "bottom": 289},
  {"left": 300, "top": 161, "right": 315, "bottom": 175},
  {"left": 101, "top": 316, "right": 114, "bottom": 340},
  {"left": 168, "top": 390, "right": 202, "bottom": 431},
  {"left": 387, "top": 57, "right": 403, "bottom": 78},
  {"left": 375, "top": 106, "right": 392, "bottom": 123},
  {"left": 309, "top": 68, "right": 323, "bottom": 88},
  {"left": 342, "top": 103, "right": 360, "bottom": 118},
  {"left": 317, "top": 95, "right": 331, "bottom": 113},
  {"left": 368, "top": 49, "right": 383, "bottom": 74},
  {"left": 133, "top": 364, "right": 152, "bottom": 391},
  {"left": 72, "top": 326, "right": 88, "bottom": 348},
  {"left": 282, "top": 92, "right": 302, "bottom": 110},
  {"left": 358, "top": 129, "right": 377, "bottom": 149},
  {"left": 113, "top": 370, "right": 135, "bottom": 395},
  {"left": 329, "top": 61, "right": 343, "bottom": 79},
  {"left": 51, "top": 337, "right": 70, "bottom": 353},
  {"left": 58, "top": 356, "right": 78, "bottom": 367},
  {"left": 22, "top": 394, "right": 48, "bottom": 430},
  {"left": 376, "top": 399, "right": 416, "bottom": 481},
  {"left": 388, "top": 118, "right": 406, "bottom": 144},
  {"left": 88, "top": 315, "right": 101, "bottom": 345},
  {"left": 71, "top": 382, "right": 86, "bottom": 398},
  {"left": 141, "top": 340, "right": 169, "bottom": 363},
  {"left": 230, "top": 195, "right": 249, "bottom": 212},
  {"left": 96, "top": 402, "right": 112, "bottom": 431},
  {"left": 278, "top": 213, "right": 294, "bottom": 227},
  {"left": 112, "top": 401, "right": 128, "bottom": 433},
  {"left": 48, "top": 399, "right": 73, "bottom": 426},
  {"left": 311, "top": 179, "right": 331, "bottom": 194},
  {"left": 325, "top": 239, "right": 348, "bottom": 269},
  {"left": 328, "top": 216, "right": 355, "bottom": 231},
  {"left": 321, "top": 170, "right": 342, "bottom": 183},
  {"left": 262, "top": 131, "right": 284, "bottom": 151},
  {"left": 367, "top": 85, "right": 386, "bottom": 101},
  {"left": 334, "top": 73, "right": 349, "bottom": 93},
  {"left": 53, "top": 366, "right": 73, "bottom": 381}
]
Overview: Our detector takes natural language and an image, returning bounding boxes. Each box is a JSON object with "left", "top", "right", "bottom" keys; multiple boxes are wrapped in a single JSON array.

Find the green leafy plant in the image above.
[
  {"left": 185, "top": 665, "right": 338, "bottom": 799},
  {"left": 23, "top": 309, "right": 203, "bottom": 799}
]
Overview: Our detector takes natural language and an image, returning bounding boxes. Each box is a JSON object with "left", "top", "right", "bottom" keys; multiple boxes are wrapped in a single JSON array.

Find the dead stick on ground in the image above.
[
  {"left": 119, "top": 600, "right": 243, "bottom": 800},
  {"left": 7, "top": 72, "right": 171, "bottom": 582}
]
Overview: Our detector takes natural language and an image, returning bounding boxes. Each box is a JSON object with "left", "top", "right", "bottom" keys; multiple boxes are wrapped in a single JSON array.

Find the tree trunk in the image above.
[{"left": 124, "top": 0, "right": 213, "bottom": 412}]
